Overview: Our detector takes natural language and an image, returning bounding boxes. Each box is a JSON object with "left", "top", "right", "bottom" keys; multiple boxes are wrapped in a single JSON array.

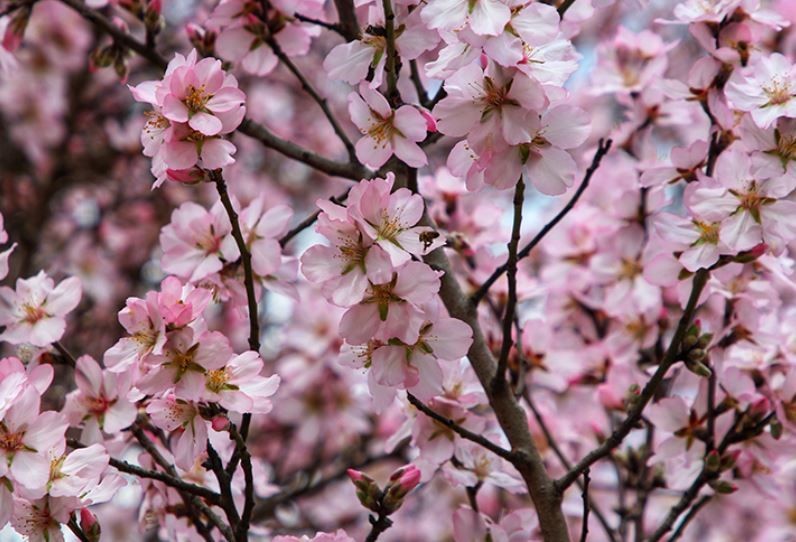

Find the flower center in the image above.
[
  {"left": 694, "top": 220, "right": 720, "bottom": 245},
  {"left": 619, "top": 258, "right": 643, "bottom": 280},
  {"left": 376, "top": 212, "right": 402, "bottom": 241},
  {"left": 21, "top": 303, "right": 47, "bottom": 324},
  {"left": 367, "top": 116, "right": 396, "bottom": 144},
  {"left": 205, "top": 368, "right": 230, "bottom": 393},
  {"left": 84, "top": 395, "right": 112, "bottom": 416},
  {"left": 0, "top": 424, "right": 25, "bottom": 452},
  {"left": 184, "top": 84, "right": 210, "bottom": 113},
  {"left": 763, "top": 78, "right": 793, "bottom": 106}
]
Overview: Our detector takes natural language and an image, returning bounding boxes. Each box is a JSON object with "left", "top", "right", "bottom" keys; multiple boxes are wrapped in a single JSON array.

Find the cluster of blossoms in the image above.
[
  {"left": 301, "top": 175, "right": 474, "bottom": 408},
  {"left": 130, "top": 49, "right": 246, "bottom": 186},
  {"left": 3, "top": 0, "right": 796, "bottom": 540},
  {"left": 159, "top": 195, "right": 297, "bottom": 302}
]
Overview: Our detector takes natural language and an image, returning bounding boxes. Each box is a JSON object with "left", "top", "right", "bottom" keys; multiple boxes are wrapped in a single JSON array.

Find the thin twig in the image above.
[
  {"left": 381, "top": 0, "right": 400, "bottom": 106},
  {"left": 265, "top": 32, "right": 356, "bottom": 160},
  {"left": 53, "top": 341, "right": 77, "bottom": 367},
  {"left": 494, "top": 178, "right": 524, "bottom": 390},
  {"left": 580, "top": 469, "right": 591, "bottom": 542},
  {"left": 293, "top": 11, "right": 346, "bottom": 37},
  {"left": 471, "top": 139, "right": 612, "bottom": 305},
  {"left": 407, "top": 393, "right": 516, "bottom": 462},
  {"left": 666, "top": 496, "right": 710, "bottom": 542},
  {"left": 212, "top": 170, "right": 260, "bottom": 353}
]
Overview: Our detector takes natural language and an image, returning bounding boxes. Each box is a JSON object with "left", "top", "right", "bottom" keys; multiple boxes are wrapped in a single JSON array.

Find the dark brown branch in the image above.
[
  {"left": 557, "top": 268, "right": 710, "bottom": 491},
  {"left": 558, "top": 0, "right": 578, "bottom": 16},
  {"left": 333, "top": 0, "right": 361, "bottom": 41},
  {"left": 666, "top": 496, "right": 710, "bottom": 542},
  {"left": 407, "top": 393, "right": 516, "bottom": 462},
  {"left": 580, "top": 469, "right": 591, "bottom": 542},
  {"left": 381, "top": 0, "right": 400, "bottom": 106},
  {"left": 494, "top": 178, "right": 524, "bottom": 389},
  {"left": 212, "top": 170, "right": 260, "bottom": 353},
  {"left": 471, "top": 139, "right": 612, "bottom": 305},
  {"left": 59, "top": 0, "right": 168, "bottom": 70},
  {"left": 264, "top": 32, "right": 356, "bottom": 161}
]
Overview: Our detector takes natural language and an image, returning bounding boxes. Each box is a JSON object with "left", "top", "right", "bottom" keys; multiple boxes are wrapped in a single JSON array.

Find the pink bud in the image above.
[
  {"left": 185, "top": 23, "right": 205, "bottom": 41},
  {"left": 389, "top": 464, "right": 421, "bottom": 491},
  {"left": 419, "top": 108, "right": 437, "bottom": 133},
  {"left": 148, "top": 0, "right": 161, "bottom": 14},
  {"left": 211, "top": 415, "right": 230, "bottom": 431},
  {"left": 79, "top": 508, "right": 101, "bottom": 542},
  {"left": 347, "top": 468, "right": 365, "bottom": 482}
]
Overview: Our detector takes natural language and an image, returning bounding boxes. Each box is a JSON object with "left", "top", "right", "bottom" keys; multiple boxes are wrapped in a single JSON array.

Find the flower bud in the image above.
[
  {"left": 2, "top": 5, "right": 32, "bottom": 52},
  {"left": 347, "top": 469, "right": 381, "bottom": 513},
  {"left": 211, "top": 415, "right": 230, "bottom": 432},
  {"left": 682, "top": 334, "right": 699, "bottom": 349},
  {"left": 770, "top": 417, "right": 783, "bottom": 440},
  {"left": 705, "top": 450, "right": 721, "bottom": 472},
  {"left": 382, "top": 465, "right": 421, "bottom": 514},
  {"left": 685, "top": 359, "right": 712, "bottom": 378},
  {"left": 79, "top": 509, "right": 101, "bottom": 542},
  {"left": 708, "top": 479, "right": 737, "bottom": 494}
]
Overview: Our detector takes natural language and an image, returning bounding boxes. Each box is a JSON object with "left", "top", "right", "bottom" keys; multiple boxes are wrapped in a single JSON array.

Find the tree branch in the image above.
[
  {"left": 333, "top": 0, "right": 360, "bottom": 41},
  {"left": 557, "top": 268, "right": 710, "bottom": 491},
  {"left": 494, "top": 178, "right": 524, "bottom": 390},
  {"left": 407, "top": 393, "right": 516, "bottom": 462},
  {"left": 471, "top": 139, "right": 612, "bottom": 305}
]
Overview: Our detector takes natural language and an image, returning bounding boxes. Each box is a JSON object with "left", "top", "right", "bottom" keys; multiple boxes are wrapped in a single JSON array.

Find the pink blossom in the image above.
[
  {"left": 160, "top": 55, "right": 245, "bottom": 137},
  {"left": 338, "top": 261, "right": 442, "bottom": 345},
  {"left": 433, "top": 63, "right": 546, "bottom": 145},
  {"left": 63, "top": 356, "right": 137, "bottom": 442},
  {"left": 351, "top": 176, "right": 443, "bottom": 266},
  {"left": 421, "top": 0, "right": 511, "bottom": 36},
  {"left": 138, "top": 328, "right": 235, "bottom": 400},
  {"left": 301, "top": 199, "right": 393, "bottom": 307},
  {"left": 103, "top": 291, "right": 166, "bottom": 372},
  {"left": 726, "top": 53, "right": 796, "bottom": 128},
  {"left": 159, "top": 201, "right": 238, "bottom": 283},
  {"left": 688, "top": 148, "right": 796, "bottom": 252},
  {"left": 239, "top": 197, "right": 292, "bottom": 278},
  {"left": 46, "top": 444, "right": 109, "bottom": 498},
  {"left": 202, "top": 350, "right": 280, "bottom": 414},
  {"left": 348, "top": 83, "right": 427, "bottom": 168},
  {"left": 0, "top": 387, "right": 68, "bottom": 491},
  {"left": 0, "top": 271, "right": 81, "bottom": 347},
  {"left": 146, "top": 394, "right": 208, "bottom": 471}
]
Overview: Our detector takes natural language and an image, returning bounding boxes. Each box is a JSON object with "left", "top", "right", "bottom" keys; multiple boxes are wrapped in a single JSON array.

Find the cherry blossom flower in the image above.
[
  {"left": 726, "top": 53, "right": 796, "bottom": 128},
  {"left": 689, "top": 148, "right": 796, "bottom": 252},
  {"left": 138, "top": 328, "right": 234, "bottom": 400},
  {"left": 0, "top": 387, "right": 68, "bottom": 491},
  {"left": 159, "top": 201, "right": 238, "bottom": 283},
  {"left": 0, "top": 271, "right": 81, "bottom": 347},
  {"left": 202, "top": 350, "right": 280, "bottom": 414},
  {"left": 103, "top": 290, "right": 166, "bottom": 372},
  {"left": 433, "top": 63, "right": 546, "bottom": 146},
  {"left": 146, "top": 394, "right": 208, "bottom": 471},
  {"left": 421, "top": 0, "right": 511, "bottom": 37},
  {"left": 63, "top": 356, "right": 137, "bottom": 443},
  {"left": 351, "top": 176, "right": 444, "bottom": 266},
  {"left": 338, "top": 261, "right": 442, "bottom": 345},
  {"left": 301, "top": 199, "right": 393, "bottom": 307},
  {"left": 160, "top": 55, "right": 245, "bottom": 137},
  {"left": 348, "top": 83, "right": 427, "bottom": 168}
]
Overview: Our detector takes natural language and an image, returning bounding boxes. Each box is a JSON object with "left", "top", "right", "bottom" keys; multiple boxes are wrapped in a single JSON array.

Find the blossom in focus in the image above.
[
  {"left": 348, "top": 83, "right": 428, "bottom": 168},
  {"left": 726, "top": 53, "right": 796, "bottom": 128},
  {"left": 0, "top": 271, "right": 81, "bottom": 347}
]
